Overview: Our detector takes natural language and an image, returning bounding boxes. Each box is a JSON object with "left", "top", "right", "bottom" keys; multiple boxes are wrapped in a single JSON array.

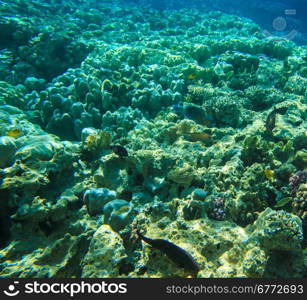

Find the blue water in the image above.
[{"left": 128, "top": 0, "right": 307, "bottom": 45}]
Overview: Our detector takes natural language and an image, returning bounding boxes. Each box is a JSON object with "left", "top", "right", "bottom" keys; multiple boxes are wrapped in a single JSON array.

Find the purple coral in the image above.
[
  {"left": 289, "top": 170, "right": 307, "bottom": 221},
  {"left": 289, "top": 170, "right": 307, "bottom": 195},
  {"left": 208, "top": 197, "right": 226, "bottom": 221}
]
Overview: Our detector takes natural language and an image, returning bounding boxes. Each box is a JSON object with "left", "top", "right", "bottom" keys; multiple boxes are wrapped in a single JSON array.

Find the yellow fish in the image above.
[
  {"left": 264, "top": 169, "right": 274, "bottom": 180},
  {"left": 187, "top": 73, "right": 197, "bottom": 80},
  {"left": 7, "top": 128, "right": 23, "bottom": 138}
]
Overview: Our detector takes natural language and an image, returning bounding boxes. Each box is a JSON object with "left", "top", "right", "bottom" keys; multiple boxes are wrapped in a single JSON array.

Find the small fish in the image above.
[
  {"left": 137, "top": 230, "right": 200, "bottom": 274},
  {"left": 183, "top": 132, "right": 212, "bottom": 143},
  {"left": 265, "top": 106, "right": 288, "bottom": 132},
  {"left": 264, "top": 169, "right": 274, "bottom": 181},
  {"left": 173, "top": 103, "right": 215, "bottom": 127},
  {"left": 110, "top": 145, "right": 128, "bottom": 157},
  {"left": 7, "top": 128, "right": 23, "bottom": 138},
  {"left": 273, "top": 106, "right": 288, "bottom": 115},
  {"left": 187, "top": 73, "right": 197, "bottom": 80},
  {"left": 274, "top": 197, "right": 292, "bottom": 208},
  {"left": 172, "top": 103, "right": 185, "bottom": 116},
  {"left": 85, "top": 134, "right": 95, "bottom": 146},
  {"left": 265, "top": 112, "right": 275, "bottom": 132}
]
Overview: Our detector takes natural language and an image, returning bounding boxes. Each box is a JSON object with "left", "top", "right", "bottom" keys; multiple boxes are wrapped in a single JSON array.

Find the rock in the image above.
[
  {"left": 15, "top": 135, "right": 60, "bottom": 161},
  {"left": 0, "top": 136, "right": 16, "bottom": 168},
  {"left": 103, "top": 199, "right": 135, "bottom": 232},
  {"left": 81, "top": 225, "right": 126, "bottom": 277},
  {"left": 192, "top": 188, "right": 208, "bottom": 201},
  {"left": 249, "top": 208, "right": 303, "bottom": 251},
  {"left": 168, "top": 164, "right": 195, "bottom": 185},
  {"left": 83, "top": 188, "right": 116, "bottom": 216}
]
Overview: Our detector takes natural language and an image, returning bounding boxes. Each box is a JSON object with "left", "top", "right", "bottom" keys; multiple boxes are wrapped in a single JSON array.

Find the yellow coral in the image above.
[{"left": 84, "top": 130, "right": 112, "bottom": 152}]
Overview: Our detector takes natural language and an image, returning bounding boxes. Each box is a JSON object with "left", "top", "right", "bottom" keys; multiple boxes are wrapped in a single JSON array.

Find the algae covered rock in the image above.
[
  {"left": 93, "top": 156, "right": 130, "bottom": 193},
  {"left": 15, "top": 134, "right": 62, "bottom": 162},
  {"left": 83, "top": 188, "right": 116, "bottom": 216},
  {"left": 81, "top": 225, "right": 126, "bottom": 277},
  {"left": 192, "top": 188, "right": 208, "bottom": 201},
  {"left": 241, "top": 135, "right": 270, "bottom": 166},
  {"left": 103, "top": 200, "right": 135, "bottom": 232},
  {"left": 242, "top": 245, "right": 267, "bottom": 278},
  {"left": 0, "top": 136, "right": 16, "bottom": 168},
  {"left": 167, "top": 163, "right": 196, "bottom": 185},
  {"left": 12, "top": 196, "right": 50, "bottom": 222},
  {"left": 249, "top": 208, "right": 303, "bottom": 251}
]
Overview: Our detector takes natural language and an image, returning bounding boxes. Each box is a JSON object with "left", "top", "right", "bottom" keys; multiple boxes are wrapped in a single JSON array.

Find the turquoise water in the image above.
[{"left": 0, "top": 0, "right": 306, "bottom": 278}]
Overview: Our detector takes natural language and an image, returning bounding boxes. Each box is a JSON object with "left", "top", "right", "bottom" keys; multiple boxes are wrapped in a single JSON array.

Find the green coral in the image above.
[{"left": 248, "top": 208, "right": 303, "bottom": 251}]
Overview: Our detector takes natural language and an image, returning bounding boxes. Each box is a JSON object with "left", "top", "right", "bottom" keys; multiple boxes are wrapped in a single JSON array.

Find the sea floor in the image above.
[{"left": 0, "top": 0, "right": 306, "bottom": 278}]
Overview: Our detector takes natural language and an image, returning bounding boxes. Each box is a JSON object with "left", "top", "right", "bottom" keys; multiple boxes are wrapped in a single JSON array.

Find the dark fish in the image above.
[
  {"left": 173, "top": 103, "right": 215, "bottom": 127},
  {"left": 137, "top": 230, "right": 200, "bottom": 274},
  {"left": 172, "top": 103, "right": 185, "bottom": 116},
  {"left": 265, "top": 106, "right": 288, "bottom": 132},
  {"left": 265, "top": 111, "right": 277, "bottom": 132},
  {"left": 274, "top": 106, "right": 288, "bottom": 115},
  {"left": 110, "top": 145, "right": 128, "bottom": 157}
]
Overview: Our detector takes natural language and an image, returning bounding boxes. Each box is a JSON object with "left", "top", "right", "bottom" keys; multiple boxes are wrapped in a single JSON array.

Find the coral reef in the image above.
[
  {"left": 0, "top": 0, "right": 306, "bottom": 279},
  {"left": 248, "top": 208, "right": 303, "bottom": 251}
]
